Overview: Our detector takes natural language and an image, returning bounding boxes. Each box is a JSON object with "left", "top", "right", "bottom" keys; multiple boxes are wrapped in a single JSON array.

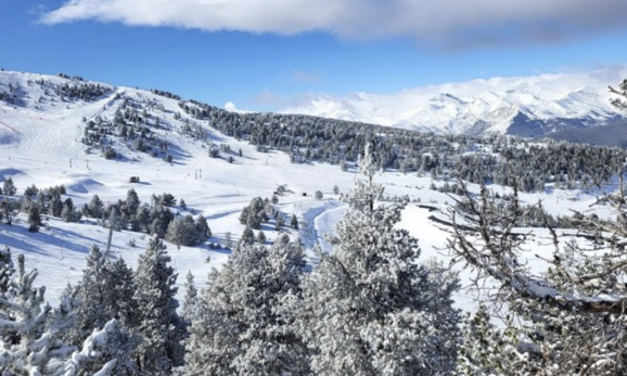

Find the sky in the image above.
[{"left": 2, "top": 0, "right": 627, "bottom": 112}]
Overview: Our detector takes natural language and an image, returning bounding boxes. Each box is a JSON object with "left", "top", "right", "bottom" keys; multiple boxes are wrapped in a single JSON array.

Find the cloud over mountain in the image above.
[
  {"left": 40, "top": 0, "right": 627, "bottom": 47},
  {"left": 279, "top": 66, "right": 627, "bottom": 135}
]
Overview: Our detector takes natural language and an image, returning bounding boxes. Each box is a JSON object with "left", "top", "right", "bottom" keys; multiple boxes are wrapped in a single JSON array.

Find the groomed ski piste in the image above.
[{"left": 0, "top": 70, "right": 616, "bottom": 313}]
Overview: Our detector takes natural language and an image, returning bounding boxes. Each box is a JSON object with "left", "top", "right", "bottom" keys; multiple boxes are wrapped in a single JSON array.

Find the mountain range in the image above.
[
  {"left": 5, "top": 68, "right": 627, "bottom": 141},
  {"left": 280, "top": 67, "right": 627, "bottom": 138}
]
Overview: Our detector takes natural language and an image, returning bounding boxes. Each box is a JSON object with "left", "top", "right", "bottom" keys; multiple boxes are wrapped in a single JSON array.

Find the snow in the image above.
[
  {"left": 0, "top": 69, "right": 618, "bottom": 316},
  {"left": 280, "top": 67, "right": 627, "bottom": 135},
  {"left": 0, "top": 70, "right": 364, "bottom": 306}
]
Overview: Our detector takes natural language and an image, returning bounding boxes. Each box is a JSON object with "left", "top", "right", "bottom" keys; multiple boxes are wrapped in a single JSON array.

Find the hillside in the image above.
[
  {"left": 0, "top": 69, "right": 624, "bottom": 311},
  {"left": 0, "top": 71, "right": 359, "bottom": 304},
  {"left": 3, "top": 69, "right": 627, "bottom": 374},
  {"left": 548, "top": 118, "right": 627, "bottom": 146}
]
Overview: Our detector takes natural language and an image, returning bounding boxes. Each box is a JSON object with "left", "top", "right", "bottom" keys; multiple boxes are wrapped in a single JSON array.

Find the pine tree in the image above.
[
  {"left": 106, "top": 204, "right": 123, "bottom": 231},
  {"left": 87, "top": 194, "right": 104, "bottom": 219},
  {"left": 239, "top": 197, "right": 266, "bottom": 230},
  {"left": 194, "top": 215, "right": 211, "bottom": 239},
  {"left": 0, "top": 252, "right": 75, "bottom": 375},
  {"left": 238, "top": 206, "right": 249, "bottom": 225},
  {"left": 181, "top": 271, "right": 199, "bottom": 324},
  {"left": 184, "top": 239, "right": 309, "bottom": 375},
  {"left": 2, "top": 177, "right": 16, "bottom": 196},
  {"left": 299, "top": 144, "right": 460, "bottom": 376},
  {"left": 165, "top": 215, "right": 202, "bottom": 247},
  {"left": 24, "top": 184, "right": 39, "bottom": 198},
  {"left": 256, "top": 229, "right": 266, "bottom": 244},
  {"left": 290, "top": 213, "right": 299, "bottom": 229},
  {"left": 457, "top": 304, "right": 526, "bottom": 375},
  {"left": 107, "top": 257, "right": 140, "bottom": 328},
  {"left": 61, "top": 198, "right": 80, "bottom": 223},
  {"left": 149, "top": 205, "right": 174, "bottom": 239},
  {"left": 275, "top": 216, "right": 284, "bottom": 231},
  {"left": 0, "top": 198, "right": 13, "bottom": 225},
  {"left": 48, "top": 283, "right": 80, "bottom": 345},
  {"left": 133, "top": 237, "right": 185, "bottom": 375},
  {"left": 134, "top": 204, "right": 151, "bottom": 233},
  {"left": 65, "top": 245, "right": 109, "bottom": 346},
  {"left": 0, "top": 247, "right": 13, "bottom": 294},
  {"left": 50, "top": 193, "right": 63, "bottom": 218},
  {"left": 241, "top": 226, "right": 255, "bottom": 245},
  {"left": 66, "top": 246, "right": 138, "bottom": 349},
  {"left": 61, "top": 319, "right": 141, "bottom": 376},
  {"left": 448, "top": 176, "right": 627, "bottom": 374},
  {"left": 125, "top": 188, "right": 140, "bottom": 216},
  {"left": 27, "top": 203, "right": 42, "bottom": 232}
]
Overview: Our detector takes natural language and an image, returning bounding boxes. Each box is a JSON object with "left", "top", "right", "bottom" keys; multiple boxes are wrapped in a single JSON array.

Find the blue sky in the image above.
[{"left": 3, "top": 0, "right": 627, "bottom": 111}]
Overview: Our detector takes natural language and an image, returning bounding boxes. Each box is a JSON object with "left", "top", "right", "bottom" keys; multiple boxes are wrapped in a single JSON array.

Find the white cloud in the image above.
[
  {"left": 40, "top": 0, "right": 627, "bottom": 47},
  {"left": 223, "top": 101, "right": 238, "bottom": 111}
]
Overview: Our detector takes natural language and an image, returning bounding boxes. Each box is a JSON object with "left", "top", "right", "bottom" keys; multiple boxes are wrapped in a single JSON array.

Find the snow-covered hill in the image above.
[
  {"left": 0, "top": 69, "right": 455, "bottom": 306},
  {"left": 0, "top": 70, "right": 363, "bottom": 304},
  {"left": 281, "top": 67, "right": 627, "bottom": 136},
  {"left": 0, "top": 69, "right": 618, "bottom": 315}
]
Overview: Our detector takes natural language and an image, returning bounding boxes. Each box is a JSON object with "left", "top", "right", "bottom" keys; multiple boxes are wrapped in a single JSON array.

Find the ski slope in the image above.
[{"left": 0, "top": 70, "right": 614, "bottom": 312}]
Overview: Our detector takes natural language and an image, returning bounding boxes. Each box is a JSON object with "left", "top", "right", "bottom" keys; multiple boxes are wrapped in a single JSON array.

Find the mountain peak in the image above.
[{"left": 281, "top": 68, "right": 627, "bottom": 137}]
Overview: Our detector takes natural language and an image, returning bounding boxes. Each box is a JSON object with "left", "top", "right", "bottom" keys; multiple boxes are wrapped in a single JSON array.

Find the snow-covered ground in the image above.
[{"left": 0, "top": 70, "right": 614, "bottom": 313}]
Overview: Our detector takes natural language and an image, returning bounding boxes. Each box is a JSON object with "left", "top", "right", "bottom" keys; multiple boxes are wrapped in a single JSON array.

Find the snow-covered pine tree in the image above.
[
  {"left": 48, "top": 283, "right": 80, "bottom": 345},
  {"left": 27, "top": 204, "right": 41, "bottom": 233},
  {"left": 24, "top": 184, "right": 39, "bottom": 199},
  {"left": 65, "top": 245, "right": 119, "bottom": 345},
  {"left": 61, "top": 197, "right": 80, "bottom": 223},
  {"left": 256, "top": 229, "right": 266, "bottom": 244},
  {"left": 0, "top": 246, "right": 13, "bottom": 294},
  {"left": 107, "top": 257, "right": 140, "bottom": 329},
  {"left": 240, "top": 226, "right": 255, "bottom": 245},
  {"left": 290, "top": 213, "right": 299, "bottom": 230},
  {"left": 448, "top": 175, "right": 627, "bottom": 374},
  {"left": 184, "top": 237, "right": 310, "bottom": 376},
  {"left": 50, "top": 193, "right": 63, "bottom": 218},
  {"left": 87, "top": 194, "right": 104, "bottom": 219},
  {"left": 299, "top": 144, "right": 460, "bottom": 376},
  {"left": 133, "top": 237, "right": 185, "bottom": 375},
  {"left": 60, "top": 319, "right": 140, "bottom": 376},
  {"left": 0, "top": 251, "right": 75, "bottom": 375},
  {"left": 609, "top": 78, "right": 627, "bottom": 111},
  {"left": 194, "top": 215, "right": 211, "bottom": 240},
  {"left": 181, "top": 271, "right": 199, "bottom": 324},
  {"left": 456, "top": 303, "right": 527, "bottom": 376},
  {"left": 125, "top": 188, "right": 140, "bottom": 216},
  {"left": 148, "top": 205, "right": 174, "bottom": 239},
  {"left": 2, "top": 177, "right": 16, "bottom": 197},
  {"left": 165, "top": 215, "right": 202, "bottom": 247},
  {"left": 60, "top": 245, "right": 140, "bottom": 376}
]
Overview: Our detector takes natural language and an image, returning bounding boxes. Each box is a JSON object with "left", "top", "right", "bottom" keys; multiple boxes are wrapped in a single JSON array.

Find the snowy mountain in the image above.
[
  {"left": 2, "top": 69, "right": 626, "bottom": 374},
  {"left": 0, "top": 69, "right": 359, "bottom": 303},
  {"left": 0, "top": 68, "right": 623, "bottom": 310},
  {"left": 281, "top": 68, "right": 627, "bottom": 137},
  {"left": 0, "top": 69, "right": 479, "bottom": 307}
]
